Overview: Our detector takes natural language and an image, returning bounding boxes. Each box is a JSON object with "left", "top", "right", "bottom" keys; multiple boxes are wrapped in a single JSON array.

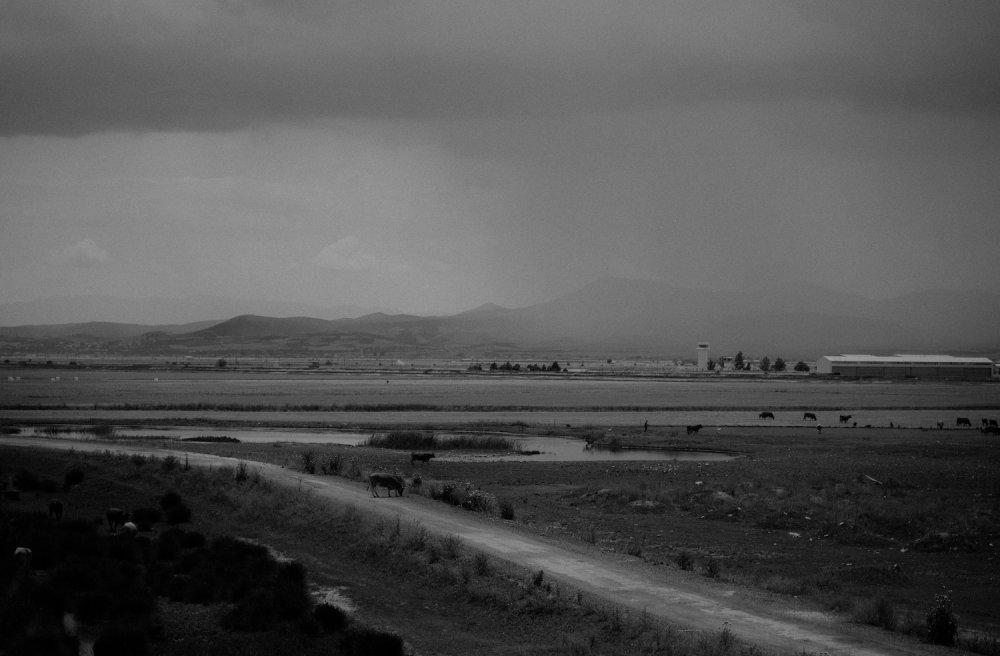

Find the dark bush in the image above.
[
  {"left": 13, "top": 469, "right": 40, "bottom": 491},
  {"left": 314, "top": 603, "right": 349, "bottom": 633},
  {"left": 93, "top": 624, "right": 149, "bottom": 656},
  {"left": 342, "top": 625, "right": 406, "bottom": 656},
  {"left": 159, "top": 491, "right": 191, "bottom": 525},
  {"left": 927, "top": 593, "right": 958, "bottom": 646},
  {"left": 63, "top": 468, "right": 84, "bottom": 490},
  {"left": 131, "top": 507, "right": 162, "bottom": 529}
]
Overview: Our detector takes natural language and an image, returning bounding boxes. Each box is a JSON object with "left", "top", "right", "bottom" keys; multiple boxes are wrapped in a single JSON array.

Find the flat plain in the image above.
[{"left": 3, "top": 367, "right": 999, "bottom": 654}]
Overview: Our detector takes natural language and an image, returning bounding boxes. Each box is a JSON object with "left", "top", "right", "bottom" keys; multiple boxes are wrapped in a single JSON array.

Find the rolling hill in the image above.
[{"left": 1, "top": 278, "right": 998, "bottom": 361}]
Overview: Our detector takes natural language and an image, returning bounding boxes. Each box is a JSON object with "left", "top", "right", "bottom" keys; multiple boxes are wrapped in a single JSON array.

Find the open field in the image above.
[{"left": 3, "top": 370, "right": 1000, "bottom": 654}]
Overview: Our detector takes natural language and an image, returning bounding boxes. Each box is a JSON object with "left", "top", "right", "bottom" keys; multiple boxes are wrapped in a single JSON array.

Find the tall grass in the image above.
[{"left": 365, "top": 431, "right": 520, "bottom": 451}]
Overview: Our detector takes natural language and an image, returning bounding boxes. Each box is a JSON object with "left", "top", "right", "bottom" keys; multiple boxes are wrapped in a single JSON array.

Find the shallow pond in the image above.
[{"left": 11, "top": 426, "right": 735, "bottom": 462}]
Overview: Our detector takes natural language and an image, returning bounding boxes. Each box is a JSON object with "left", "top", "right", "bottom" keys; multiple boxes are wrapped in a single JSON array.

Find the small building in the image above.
[{"left": 816, "top": 354, "right": 996, "bottom": 380}]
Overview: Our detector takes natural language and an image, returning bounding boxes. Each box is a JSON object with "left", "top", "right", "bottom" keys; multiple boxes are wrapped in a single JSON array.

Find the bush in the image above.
[
  {"left": 63, "top": 468, "right": 85, "bottom": 490},
  {"left": 93, "top": 624, "right": 149, "bottom": 656},
  {"left": 13, "top": 469, "right": 40, "bottom": 491},
  {"left": 855, "top": 596, "right": 896, "bottom": 631},
  {"left": 499, "top": 498, "right": 516, "bottom": 520},
  {"left": 676, "top": 551, "right": 694, "bottom": 571},
  {"left": 927, "top": 593, "right": 958, "bottom": 646},
  {"left": 314, "top": 603, "right": 349, "bottom": 633},
  {"left": 342, "top": 626, "right": 406, "bottom": 656},
  {"left": 159, "top": 491, "right": 191, "bottom": 525}
]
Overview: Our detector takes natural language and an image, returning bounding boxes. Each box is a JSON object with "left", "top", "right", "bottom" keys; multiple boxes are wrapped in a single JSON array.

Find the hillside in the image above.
[{"left": 1, "top": 279, "right": 998, "bottom": 360}]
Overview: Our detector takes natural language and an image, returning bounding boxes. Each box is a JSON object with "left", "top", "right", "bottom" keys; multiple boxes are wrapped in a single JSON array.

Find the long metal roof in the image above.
[{"left": 822, "top": 354, "right": 995, "bottom": 365}]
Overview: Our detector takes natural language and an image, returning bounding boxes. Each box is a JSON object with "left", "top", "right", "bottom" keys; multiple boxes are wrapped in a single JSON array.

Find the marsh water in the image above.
[{"left": 10, "top": 426, "right": 735, "bottom": 462}]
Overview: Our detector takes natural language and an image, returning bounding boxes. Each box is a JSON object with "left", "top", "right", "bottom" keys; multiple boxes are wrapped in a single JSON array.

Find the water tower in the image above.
[{"left": 697, "top": 342, "right": 710, "bottom": 371}]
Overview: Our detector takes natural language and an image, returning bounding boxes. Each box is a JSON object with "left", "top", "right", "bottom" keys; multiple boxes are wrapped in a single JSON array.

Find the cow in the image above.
[
  {"left": 839, "top": 415, "right": 852, "bottom": 424},
  {"left": 983, "top": 425, "right": 1000, "bottom": 436},
  {"left": 803, "top": 412, "right": 817, "bottom": 421},
  {"left": 411, "top": 452, "right": 436, "bottom": 465},
  {"left": 936, "top": 421, "right": 945, "bottom": 430},
  {"left": 759, "top": 412, "right": 775, "bottom": 420},
  {"left": 956, "top": 417, "right": 972, "bottom": 427},
  {"left": 13, "top": 547, "right": 32, "bottom": 569},
  {"left": 121, "top": 522, "right": 138, "bottom": 537},
  {"left": 983, "top": 418, "right": 990, "bottom": 428},
  {"left": 106, "top": 508, "right": 130, "bottom": 533},
  {"left": 990, "top": 419, "right": 998, "bottom": 428},
  {"left": 368, "top": 473, "right": 405, "bottom": 497},
  {"left": 48, "top": 499, "right": 63, "bottom": 520},
  {"left": 686, "top": 424, "right": 703, "bottom": 435}
]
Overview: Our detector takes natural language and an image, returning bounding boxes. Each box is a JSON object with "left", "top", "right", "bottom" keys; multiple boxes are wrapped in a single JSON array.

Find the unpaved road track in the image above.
[{"left": 6, "top": 438, "right": 955, "bottom": 656}]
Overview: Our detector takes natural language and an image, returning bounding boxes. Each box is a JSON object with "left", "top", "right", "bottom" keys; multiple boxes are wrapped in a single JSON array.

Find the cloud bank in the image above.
[{"left": 3, "top": 0, "right": 999, "bottom": 136}]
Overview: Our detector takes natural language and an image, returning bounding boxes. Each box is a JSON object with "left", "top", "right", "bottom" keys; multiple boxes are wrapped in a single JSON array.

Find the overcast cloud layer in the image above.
[{"left": 2, "top": 0, "right": 1000, "bottom": 319}]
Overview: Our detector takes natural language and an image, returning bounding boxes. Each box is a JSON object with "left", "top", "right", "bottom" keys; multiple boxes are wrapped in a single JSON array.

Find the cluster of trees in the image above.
[
  {"left": 708, "top": 351, "right": 810, "bottom": 373},
  {"left": 467, "top": 361, "right": 565, "bottom": 372}
]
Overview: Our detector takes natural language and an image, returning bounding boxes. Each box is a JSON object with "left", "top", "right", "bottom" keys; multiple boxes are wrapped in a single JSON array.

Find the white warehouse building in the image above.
[{"left": 816, "top": 354, "right": 997, "bottom": 380}]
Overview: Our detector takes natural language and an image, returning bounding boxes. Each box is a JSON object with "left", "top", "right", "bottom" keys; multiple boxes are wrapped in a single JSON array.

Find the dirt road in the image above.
[{"left": 5, "top": 437, "right": 954, "bottom": 656}]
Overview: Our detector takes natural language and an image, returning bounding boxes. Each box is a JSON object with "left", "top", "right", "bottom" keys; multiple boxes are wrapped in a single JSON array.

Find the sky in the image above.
[{"left": 2, "top": 0, "right": 1000, "bottom": 319}]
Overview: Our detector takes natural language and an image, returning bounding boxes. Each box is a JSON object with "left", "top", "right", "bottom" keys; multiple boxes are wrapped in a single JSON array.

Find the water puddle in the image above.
[{"left": 9, "top": 426, "right": 736, "bottom": 462}]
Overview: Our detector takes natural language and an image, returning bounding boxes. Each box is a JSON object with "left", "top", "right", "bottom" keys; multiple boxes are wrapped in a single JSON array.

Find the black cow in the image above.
[
  {"left": 368, "top": 473, "right": 405, "bottom": 497},
  {"left": 759, "top": 411, "right": 774, "bottom": 420},
  {"left": 411, "top": 452, "right": 436, "bottom": 465},
  {"left": 803, "top": 412, "right": 817, "bottom": 421},
  {"left": 106, "top": 508, "right": 130, "bottom": 533},
  {"left": 48, "top": 499, "right": 63, "bottom": 520},
  {"left": 686, "top": 424, "right": 703, "bottom": 435},
  {"left": 956, "top": 417, "right": 972, "bottom": 427},
  {"left": 990, "top": 419, "right": 998, "bottom": 428},
  {"left": 839, "top": 415, "right": 852, "bottom": 424},
  {"left": 983, "top": 426, "right": 1000, "bottom": 436}
]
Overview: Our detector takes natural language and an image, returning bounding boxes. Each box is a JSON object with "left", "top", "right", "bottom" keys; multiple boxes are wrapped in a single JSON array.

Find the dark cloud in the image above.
[{"left": 2, "top": 0, "right": 999, "bottom": 136}]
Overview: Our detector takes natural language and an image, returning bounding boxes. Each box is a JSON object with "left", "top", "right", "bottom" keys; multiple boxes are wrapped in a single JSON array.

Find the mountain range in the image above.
[{"left": 1, "top": 279, "right": 998, "bottom": 361}]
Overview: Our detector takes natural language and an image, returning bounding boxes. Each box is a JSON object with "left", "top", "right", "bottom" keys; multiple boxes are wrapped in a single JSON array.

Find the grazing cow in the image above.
[
  {"left": 937, "top": 421, "right": 945, "bottom": 430},
  {"left": 983, "top": 418, "right": 990, "bottom": 428},
  {"left": 759, "top": 412, "right": 775, "bottom": 420},
  {"left": 956, "top": 417, "right": 972, "bottom": 427},
  {"left": 411, "top": 452, "right": 436, "bottom": 465},
  {"left": 990, "top": 419, "right": 998, "bottom": 428},
  {"left": 803, "top": 412, "right": 817, "bottom": 421},
  {"left": 817, "top": 425, "right": 823, "bottom": 434},
  {"left": 368, "top": 473, "right": 405, "bottom": 497},
  {"left": 106, "top": 508, "right": 130, "bottom": 533},
  {"left": 686, "top": 424, "right": 703, "bottom": 435},
  {"left": 839, "top": 415, "right": 852, "bottom": 424},
  {"left": 13, "top": 547, "right": 32, "bottom": 569},
  {"left": 48, "top": 499, "right": 63, "bottom": 520}
]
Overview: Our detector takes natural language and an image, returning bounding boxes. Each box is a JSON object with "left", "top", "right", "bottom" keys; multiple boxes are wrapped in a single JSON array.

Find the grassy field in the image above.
[
  {"left": 1, "top": 446, "right": 776, "bottom": 656},
  {"left": 2, "top": 370, "right": 999, "bottom": 654},
  {"left": 163, "top": 423, "right": 1000, "bottom": 653}
]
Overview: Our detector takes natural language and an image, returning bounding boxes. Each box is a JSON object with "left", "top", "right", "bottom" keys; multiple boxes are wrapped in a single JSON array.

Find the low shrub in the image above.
[
  {"left": 927, "top": 593, "right": 958, "bottom": 646},
  {"left": 314, "top": 603, "right": 349, "bottom": 633},
  {"left": 341, "top": 625, "right": 406, "bottom": 656},
  {"left": 63, "top": 467, "right": 85, "bottom": 490},
  {"left": 854, "top": 596, "right": 896, "bottom": 631}
]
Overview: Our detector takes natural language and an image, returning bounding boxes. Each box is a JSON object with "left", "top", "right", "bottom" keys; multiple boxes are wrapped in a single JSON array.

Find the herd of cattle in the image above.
[{"left": 684, "top": 413, "right": 1000, "bottom": 435}]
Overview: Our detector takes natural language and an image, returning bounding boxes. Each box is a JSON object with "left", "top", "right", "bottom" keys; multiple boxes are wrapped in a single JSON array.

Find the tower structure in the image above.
[{"left": 697, "top": 342, "right": 710, "bottom": 371}]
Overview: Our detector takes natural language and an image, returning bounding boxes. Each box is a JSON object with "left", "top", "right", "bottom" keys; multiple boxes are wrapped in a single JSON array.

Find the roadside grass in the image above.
[{"left": 1, "top": 445, "right": 782, "bottom": 656}]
